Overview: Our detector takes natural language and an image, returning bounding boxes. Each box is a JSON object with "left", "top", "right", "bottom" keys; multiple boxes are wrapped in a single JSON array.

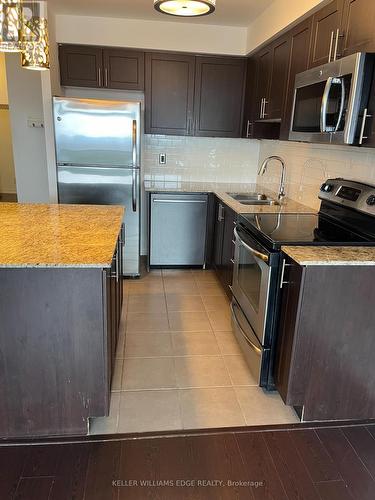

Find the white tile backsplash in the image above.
[
  {"left": 143, "top": 135, "right": 260, "bottom": 184},
  {"left": 257, "top": 140, "right": 375, "bottom": 210}
]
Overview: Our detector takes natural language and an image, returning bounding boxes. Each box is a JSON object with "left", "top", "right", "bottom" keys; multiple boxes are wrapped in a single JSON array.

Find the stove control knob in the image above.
[
  {"left": 366, "top": 195, "right": 375, "bottom": 206},
  {"left": 320, "top": 183, "right": 334, "bottom": 193}
]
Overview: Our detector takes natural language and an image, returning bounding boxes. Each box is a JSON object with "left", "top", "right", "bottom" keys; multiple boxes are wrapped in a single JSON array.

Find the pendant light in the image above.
[
  {"left": 154, "top": 0, "right": 216, "bottom": 17},
  {"left": 0, "top": 0, "right": 23, "bottom": 52},
  {"left": 21, "top": 0, "right": 49, "bottom": 70}
]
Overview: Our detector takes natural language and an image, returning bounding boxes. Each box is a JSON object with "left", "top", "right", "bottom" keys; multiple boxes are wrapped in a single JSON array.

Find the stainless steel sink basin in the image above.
[{"left": 227, "top": 192, "right": 280, "bottom": 206}]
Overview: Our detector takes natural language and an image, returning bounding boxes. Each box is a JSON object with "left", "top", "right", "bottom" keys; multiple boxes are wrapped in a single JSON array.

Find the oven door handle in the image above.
[
  {"left": 320, "top": 77, "right": 333, "bottom": 133},
  {"left": 230, "top": 302, "right": 262, "bottom": 355},
  {"left": 234, "top": 227, "right": 269, "bottom": 264}
]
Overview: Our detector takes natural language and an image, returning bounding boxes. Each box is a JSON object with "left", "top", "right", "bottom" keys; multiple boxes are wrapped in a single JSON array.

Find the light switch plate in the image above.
[{"left": 159, "top": 153, "right": 167, "bottom": 165}]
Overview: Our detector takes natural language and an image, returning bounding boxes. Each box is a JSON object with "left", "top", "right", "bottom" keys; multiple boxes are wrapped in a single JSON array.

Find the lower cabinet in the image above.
[
  {"left": 275, "top": 254, "right": 375, "bottom": 422},
  {"left": 212, "top": 197, "right": 236, "bottom": 297}
]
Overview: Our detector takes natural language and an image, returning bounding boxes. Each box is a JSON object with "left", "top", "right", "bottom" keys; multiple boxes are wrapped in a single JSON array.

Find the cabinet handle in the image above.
[
  {"left": 333, "top": 28, "right": 343, "bottom": 61},
  {"left": 260, "top": 98, "right": 264, "bottom": 119},
  {"left": 359, "top": 108, "right": 373, "bottom": 145},
  {"left": 104, "top": 67, "right": 109, "bottom": 87},
  {"left": 263, "top": 99, "right": 268, "bottom": 118},
  {"left": 246, "top": 120, "right": 253, "bottom": 138},
  {"left": 328, "top": 31, "right": 334, "bottom": 63},
  {"left": 98, "top": 67, "right": 102, "bottom": 86},
  {"left": 280, "top": 259, "right": 292, "bottom": 289},
  {"left": 218, "top": 204, "right": 224, "bottom": 222}
]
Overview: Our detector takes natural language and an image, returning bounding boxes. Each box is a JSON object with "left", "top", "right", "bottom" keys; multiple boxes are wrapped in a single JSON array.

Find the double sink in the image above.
[{"left": 227, "top": 192, "right": 280, "bottom": 206}]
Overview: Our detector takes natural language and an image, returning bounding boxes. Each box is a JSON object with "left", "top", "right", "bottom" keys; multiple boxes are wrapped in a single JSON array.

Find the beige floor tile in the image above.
[
  {"left": 115, "top": 332, "right": 126, "bottom": 359},
  {"left": 125, "top": 334, "right": 173, "bottom": 358},
  {"left": 122, "top": 357, "right": 177, "bottom": 390},
  {"left": 202, "top": 295, "right": 230, "bottom": 312},
  {"left": 89, "top": 392, "right": 120, "bottom": 435},
  {"left": 111, "top": 358, "right": 124, "bottom": 391},
  {"left": 224, "top": 355, "right": 258, "bottom": 386},
  {"left": 197, "top": 282, "right": 226, "bottom": 296},
  {"left": 192, "top": 270, "right": 220, "bottom": 283},
  {"left": 127, "top": 281, "right": 164, "bottom": 295},
  {"left": 162, "top": 269, "right": 193, "bottom": 278},
  {"left": 215, "top": 332, "right": 243, "bottom": 355},
  {"left": 127, "top": 294, "right": 167, "bottom": 314},
  {"left": 172, "top": 332, "right": 219, "bottom": 356},
  {"left": 168, "top": 311, "right": 212, "bottom": 332},
  {"left": 164, "top": 281, "right": 200, "bottom": 295},
  {"left": 126, "top": 312, "right": 170, "bottom": 333},
  {"left": 118, "top": 390, "right": 182, "bottom": 433},
  {"left": 174, "top": 356, "right": 231, "bottom": 388},
  {"left": 207, "top": 310, "right": 233, "bottom": 331},
  {"left": 180, "top": 387, "right": 246, "bottom": 429},
  {"left": 234, "top": 387, "right": 299, "bottom": 426},
  {"left": 166, "top": 294, "right": 205, "bottom": 312}
]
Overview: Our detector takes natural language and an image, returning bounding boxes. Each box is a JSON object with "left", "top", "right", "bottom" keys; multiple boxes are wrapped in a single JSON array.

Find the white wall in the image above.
[
  {"left": 246, "top": 0, "right": 327, "bottom": 53},
  {"left": 257, "top": 140, "right": 375, "bottom": 210},
  {"left": 55, "top": 14, "right": 248, "bottom": 56}
]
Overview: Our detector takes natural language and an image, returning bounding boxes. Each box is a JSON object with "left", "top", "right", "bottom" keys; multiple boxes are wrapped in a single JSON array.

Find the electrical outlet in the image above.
[{"left": 159, "top": 153, "right": 167, "bottom": 165}]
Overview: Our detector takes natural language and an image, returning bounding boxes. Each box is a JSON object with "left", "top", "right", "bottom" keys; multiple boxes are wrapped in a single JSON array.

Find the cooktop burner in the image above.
[{"left": 238, "top": 212, "right": 370, "bottom": 250}]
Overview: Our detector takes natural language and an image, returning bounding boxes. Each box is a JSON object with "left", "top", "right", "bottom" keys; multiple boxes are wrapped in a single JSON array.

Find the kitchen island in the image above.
[{"left": 0, "top": 203, "right": 124, "bottom": 439}]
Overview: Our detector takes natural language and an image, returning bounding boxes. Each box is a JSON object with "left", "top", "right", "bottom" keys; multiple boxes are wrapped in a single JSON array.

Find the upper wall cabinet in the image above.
[
  {"left": 145, "top": 53, "right": 246, "bottom": 137},
  {"left": 144, "top": 52, "right": 195, "bottom": 136},
  {"left": 341, "top": 0, "right": 375, "bottom": 56},
  {"left": 59, "top": 45, "right": 103, "bottom": 88},
  {"left": 267, "top": 35, "right": 292, "bottom": 120},
  {"left": 193, "top": 57, "right": 246, "bottom": 137},
  {"left": 309, "top": 0, "right": 344, "bottom": 68},
  {"left": 59, "top": 44, "right": 145, "bottom": 91}
]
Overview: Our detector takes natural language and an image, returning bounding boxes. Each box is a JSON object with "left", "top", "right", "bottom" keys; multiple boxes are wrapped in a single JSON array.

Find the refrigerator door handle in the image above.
[
  {"left": 132, "top": 168, "right": 137, "bottom": 212},
  {"left": 132, "top": 119, "right": 137, "bottom": 168}
]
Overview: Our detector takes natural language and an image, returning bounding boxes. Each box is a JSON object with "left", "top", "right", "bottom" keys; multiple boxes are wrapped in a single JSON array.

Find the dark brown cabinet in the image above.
[
  {"left": 59, "top": 45, "right": 103, "bottom": 88},
  {"left": 341, "top": 0, "right": 375, "bottom": 56},
  {"left": 212, "top": 197, "right": 235, "bottom": 297},
  {"left": 145, "top": 52, "right": 195, "bottom": 136},
  {"left": 194, "top": 57, "right": 246, "bottom": 137},
  {"left": 59, "top": 44, "right": 145, "bottom": 90},
  {"left": 103, "top": 49, "right": 144, "bottom": 90},
  {"left": 267, "top": 36, "right": 291, "bottom": 121},
  {"left": 275, "top": 255, "right": 375, "bottom": 422},
  {"left": 145, "top": 53, "right": 246, "bottom": 137},
  {"left": 253, "top": 47, "right": 273, "bottom": 121},
  {"left": 280, "top": 18, "right": 313, "bottom": 139},
  {"left": 309, "top": 0, "right": 344, "bottom": 68}
]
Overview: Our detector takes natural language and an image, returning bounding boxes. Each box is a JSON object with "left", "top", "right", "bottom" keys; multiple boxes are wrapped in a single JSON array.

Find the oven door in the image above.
[{"left": 232, "top": 225, "right": 271, "bottom": 345}]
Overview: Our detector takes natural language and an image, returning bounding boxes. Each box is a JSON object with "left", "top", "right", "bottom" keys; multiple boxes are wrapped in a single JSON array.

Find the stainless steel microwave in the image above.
[{"left": 289, "top": 52, "right": 374, "bottom": 145}]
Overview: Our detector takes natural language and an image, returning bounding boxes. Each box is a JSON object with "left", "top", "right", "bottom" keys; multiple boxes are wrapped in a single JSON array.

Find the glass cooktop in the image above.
[{"left": 238, "top": 213, "right": 370, "bottom": 249}]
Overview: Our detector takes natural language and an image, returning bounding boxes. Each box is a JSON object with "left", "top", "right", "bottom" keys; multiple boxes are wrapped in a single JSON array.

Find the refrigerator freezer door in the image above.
[
  {"left": 58, "top": 165, "right": 140, "bottom": 276},
  {"left": 53, "top": 97, "right": 141, "bottom": 167}
]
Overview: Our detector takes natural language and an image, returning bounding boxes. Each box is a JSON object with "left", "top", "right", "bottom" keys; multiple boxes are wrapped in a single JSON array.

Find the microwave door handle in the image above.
[
  {"left": 234, "top": 227, "right": 269, "bottom": 264},
  {"left": 320, "top": 77, "right": 333, "bottom": 133},
  {"left": 334, "top": 78, "right": 346, "bottom": 133}
]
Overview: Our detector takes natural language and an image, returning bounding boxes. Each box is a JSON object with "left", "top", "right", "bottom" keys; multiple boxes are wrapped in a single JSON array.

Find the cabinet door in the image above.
[
  {"left": 59, "top": 44, "right": 103, "bottom": 88},
  {"left": 309, "top": 0, "right": 344, "bottom": 68},
  {"left": 341, "top": 0, "right": 375, "bottom": 56},
  {"left": 280, "top": 18, "right": 313, "bottom": 140},
  {"left": 254, "top": 47, "right": 273, "bottom": 121},
  {"left": 267, "top": 35, "right": 291, "bottom": 120},
  {"left": 221, "top": 206, "right": 236, "bottom": 297},
  {"left": 194, "top": 57, "right": 246, "bottom": 137},
  {"left": 103, "top": 49, "right": 145, "bottom": 90},
  {"left": 145, "top": 52, "right": 195, "bottom": 135},
  {"left": 242, "top": 58, "right": 257, "bottom": 138}
]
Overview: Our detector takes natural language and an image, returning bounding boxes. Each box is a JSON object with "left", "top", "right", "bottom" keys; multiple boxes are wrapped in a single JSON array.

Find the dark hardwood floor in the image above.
[{"left": 1, "top": 424, "right": 375, "bottom": 499}]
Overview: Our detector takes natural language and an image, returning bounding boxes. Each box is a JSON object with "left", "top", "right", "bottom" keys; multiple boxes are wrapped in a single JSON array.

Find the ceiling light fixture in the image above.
[{"left": 154, "top": 0, "right": 216, "bottom": 17}]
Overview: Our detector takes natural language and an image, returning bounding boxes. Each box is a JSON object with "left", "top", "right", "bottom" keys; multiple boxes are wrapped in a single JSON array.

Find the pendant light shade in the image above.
[
  {"left": 21, "top": 15, "right": 49, "bottom": 70},
  {"left": 0, "top": 0, "right": 23, "bottom": 52},
  {"left": 154, "top": 0, "right": 216, "bottom": 17}
]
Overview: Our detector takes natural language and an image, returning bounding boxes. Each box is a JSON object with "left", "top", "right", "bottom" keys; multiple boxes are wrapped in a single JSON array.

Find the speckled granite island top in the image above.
[
  {"left": 144, "top": 180, "right": 314, "bottom": 214},
  {"left": 0, "top": 203, "right": 124, "bottom": 268},
  {"left": 282, "top": 246, "right": 375, "bottom": 266}
]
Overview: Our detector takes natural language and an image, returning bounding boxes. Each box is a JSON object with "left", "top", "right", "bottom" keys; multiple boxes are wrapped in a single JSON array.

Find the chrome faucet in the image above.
[{"left": 258, "top": 155, "right": 286, "bottom": 201}]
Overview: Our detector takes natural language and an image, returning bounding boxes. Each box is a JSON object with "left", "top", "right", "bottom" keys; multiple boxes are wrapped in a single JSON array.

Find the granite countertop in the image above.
[
  {"left": 282, "top": 246, "right": 375, "bottom": 266},
  {"left": 0, "top": 203, "right": 124, "bottom": 268},
  {"left": 144, "top": 180, "right": 314, "bottom": 214}
]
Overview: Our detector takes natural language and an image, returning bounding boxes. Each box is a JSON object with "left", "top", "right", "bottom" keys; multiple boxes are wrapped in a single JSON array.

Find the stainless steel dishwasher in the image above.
[{"left": 150, "top": 193, "right": 208, "bottom": 266}]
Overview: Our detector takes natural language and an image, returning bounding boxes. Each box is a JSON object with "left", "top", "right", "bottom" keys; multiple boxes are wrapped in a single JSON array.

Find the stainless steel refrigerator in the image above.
[{"left": 53, "top": 97, "right": 141, "bottom": 276}]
